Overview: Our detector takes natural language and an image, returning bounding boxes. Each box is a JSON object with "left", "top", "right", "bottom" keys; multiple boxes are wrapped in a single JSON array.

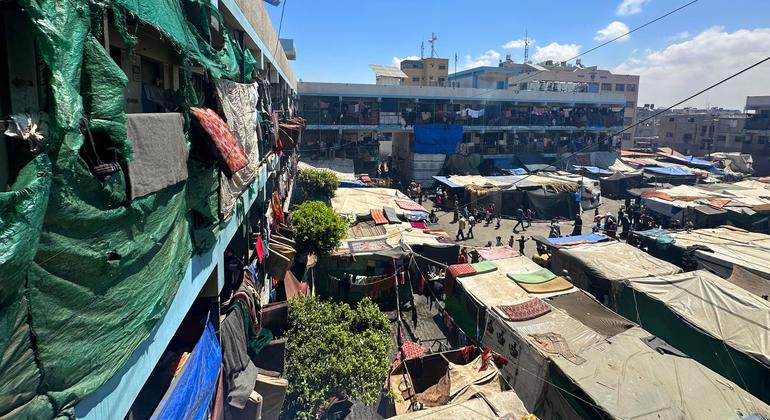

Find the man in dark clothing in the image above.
[
  {"left": 571, "top": 213, "right": 583, "bottom": 236},
  {"left": 525, "top": 208, "right": 533, "bottom": 227},
  {"left": 513, "top": 207, "right": 525, "bottom": 232},
  {"left": 452, "top": 199, "right": 459, "bottom": 223},
  {"left": 620, "top": 211, "right": 631, "bottom": 238}
]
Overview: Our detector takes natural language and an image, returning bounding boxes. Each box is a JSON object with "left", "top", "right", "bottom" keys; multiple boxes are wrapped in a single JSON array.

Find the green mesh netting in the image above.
[{"left": 0, "top": 0, "right": 260, "bottom": 416}]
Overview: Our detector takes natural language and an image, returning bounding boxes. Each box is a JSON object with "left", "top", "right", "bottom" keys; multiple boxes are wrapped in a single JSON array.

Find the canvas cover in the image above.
[
  {"left": 667, "top": 227, "right": 770, "bottom": 279},
  {"left": 391, "top": 391, "right": 529, "bottom": 419},
  {"left": 0, "top": 0, "right": 258, "bottom": 415},
  {"left": 552, "top": 327, "right": 770, "bottom": 419},
  {"left": 615, "top": 270, "right": 770, "bottom": 401},
  {"left": 331, "top": 187, "right": 410, "bottom": 217}
]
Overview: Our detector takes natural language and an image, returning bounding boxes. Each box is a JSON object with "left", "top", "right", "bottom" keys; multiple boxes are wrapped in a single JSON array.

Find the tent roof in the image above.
[
  {"left": 331, "top": 188, "right": 412, "bottom": 217},
  {"left": 572, "top": 165, "right": 613, "bottom": 175},
  {"left": 298, "top": 158, "right": 356, "bottom": 181},
  {"left": 553, "top": 241, "right": 682, "bottom": 282},
  {"left": 624, "top": 270, "right": 770, "bottom": 366},
  {"left": 668, "top": 226, "right": 770, "bottom": 277},
  {"left": 553, "top": 326, "right": 770, "bottom": 419},
  {"left": 432, "top": 175, "right": 463, "bottom": 189},
  {"left": 546, "top": 233, "right": 609, "bottom": 246},
  {"left": 391, "top": 391, "right": 530, "bottom": 419},
  {"left": 644, "top": 166, "right": 694, "bottom": 176}
]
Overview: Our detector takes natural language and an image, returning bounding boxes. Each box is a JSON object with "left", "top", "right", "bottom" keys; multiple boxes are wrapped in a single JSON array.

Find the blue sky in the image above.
[{"left": 268, "top": 0, "right": 770, "bottom": 108}]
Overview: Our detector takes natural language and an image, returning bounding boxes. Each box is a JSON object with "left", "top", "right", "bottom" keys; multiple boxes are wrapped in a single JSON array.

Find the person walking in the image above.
[
  {"left": 466, "top": 214, "right": 476, "bottom": 239},
  {"left": 452, "top": 198, "right": 460, "bottom": 223},
  {"left": 456, "top": 216, "right": 466, "bottom": 240},
  {"left": 513, "top": 207, "right": 525, "bottom": 232},
  {"left": 525, "top": 208, "right": 533, "bottom": 227},
  {"left": 571, "top": 213, "right": 583, "bottom": 236}
]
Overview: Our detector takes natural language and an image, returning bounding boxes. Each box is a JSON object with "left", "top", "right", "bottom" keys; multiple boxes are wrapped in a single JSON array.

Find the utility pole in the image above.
[
  {"left": 524, "top": 29, "right": 530, "bottom": 64},
  {"left": 429, "top": 32, "right": 438, "bottom": 58},
  {"left": 420, "top": 41, "right": 424, "bottom": 59}
]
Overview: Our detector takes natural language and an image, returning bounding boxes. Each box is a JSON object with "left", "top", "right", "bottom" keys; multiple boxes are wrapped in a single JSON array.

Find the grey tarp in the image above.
[
  {"left": 546, "top": 291, "right": 635, "bottom": 337},
  {"left": 125, "top": 113, "right": 189, "bottom": 199}
]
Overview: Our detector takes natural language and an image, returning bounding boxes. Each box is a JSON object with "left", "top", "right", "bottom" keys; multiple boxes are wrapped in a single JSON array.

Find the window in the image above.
[
  {"left": 577, "top": 74, "right": 585, "bottom": 78},
  {"left": 623, "top": 117, "right": 632, "bottom": 126},
  {"left": 438, "top": 65, "right": 446, "bottom": 70},
  {"left": 627, "top": 84, "right": 636, "bottom": 92},
  {"left": 496, "top": 81, "right": 505, "bottom": 89},
  {"left": 615, "top": 83, "right": 625, "bottom": 91},
  {"left": 622, "top": 133, "right": 632, "bottom": 140},
  {"left": 717, "top": 135, "right": 726, "bottom": 142},
  {"left": 626, "top": 101, "right": 634, "bottom": 108},
  {"left": 666, "top": 132, "right": 674, "bottom": 138},
  {"left": 683, "top": 133, "right": 693, "bottom": 143},
  {"left": 734, "top": 136, "right": 745, "bottom": 143},
  {"left": 412, "top": 77, "right": 419, "bottom": 82},
  {"left": 700, "top": 126, "right": 707, "bottom": 136},
  {"left": 601, "top": 83, "right": 612, "bottom": 91},
  {"left": 687, "top": 117, "right": 695, "bottom": 123},
  {"left": 760, "top": 136, "right": 769, "bottom": 144},
  {"left": 519, "top": 82, "right": 528, "bottom": 90},
  {"left": 438, "top": 77, "right": 445, "bottom": 82},
  {"left": 669, "top": 117, "right": 675, "bottom": 122}
]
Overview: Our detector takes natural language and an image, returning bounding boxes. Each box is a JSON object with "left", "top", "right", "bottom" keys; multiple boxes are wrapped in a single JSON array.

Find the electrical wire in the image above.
[
  {"left": 271, "top": 0, "right": 288, "bottom": 60},
  {"left": 466, "top": 0, "right": 699, "bottom": 100}
]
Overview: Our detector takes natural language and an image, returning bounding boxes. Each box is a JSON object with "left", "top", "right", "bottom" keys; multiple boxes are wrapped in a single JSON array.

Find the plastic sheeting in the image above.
[
  {"left": 644, "top": 166, "right": 694, "bottom": 176},
  {"left": 668, "top": 227, "right": 770, "bottom": 280},
  {"left": 152, "top": 322, "right": 221, "bottom": 419},
  {"left": 330, "top": 187, "right": 410, "bottom": 217},
  {"left": 546, "top": 233, "right": 608, "bottom": 246},
  {"left": 413, "top": 124, "right": 462, "bottom": 154},
  {"left": 391, "top": 391, "right": 529, "bottom": 419},
  {"left": 552, "top": 327, "right": 770, "bottom": 419},
  {"left": 1, "top": 0, "right": 257, "bottom": 415},
  {"left": 526, "top": 190, "right": 578, "bottom": 220}
]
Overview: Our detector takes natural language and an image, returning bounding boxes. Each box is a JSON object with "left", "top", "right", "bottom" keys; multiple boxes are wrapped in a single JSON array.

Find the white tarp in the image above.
[
  {"left": 330, "top": 187, "right": 412, "bottom": 217},
  {"left": 668, "top": 226, "right": 770, "bottom": 279},
  {"left": 623, "top": 270, "right": 770, "bottom": 366},
  {"left": 298, "top": 158, "right": 356, "bottom": 181},
  {"left": 391, "top": 391, "right": 529, "bottom": 419},
  {"left": 553, "top": 327, "right": 770, "bottom": 419}
]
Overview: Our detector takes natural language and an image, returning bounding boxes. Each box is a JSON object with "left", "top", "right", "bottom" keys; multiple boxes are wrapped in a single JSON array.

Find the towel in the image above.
[
  {"left": 190, "top": 107, "right": 249, "bottom": 177},
  {"left": 125, "top": 112, "right": 188, "bottom": 199}
]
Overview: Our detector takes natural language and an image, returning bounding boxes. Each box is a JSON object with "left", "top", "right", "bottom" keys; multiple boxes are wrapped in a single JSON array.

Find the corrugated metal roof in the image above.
[{"left": 368, "top": 64, "right": 408, "bottom": 78}]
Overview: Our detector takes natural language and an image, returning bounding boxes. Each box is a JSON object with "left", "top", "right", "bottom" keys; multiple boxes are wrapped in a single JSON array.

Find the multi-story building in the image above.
[
  {"left": 656, "top": 109, "right": 746, "bottom": 156},
  {"left": 449, "top": 56, "right": 639, "bottom": 148},
  {"left": 298, "top": 80, "right": 626, "bottom": 182},
  {"left": 449, "top": 58, "right": 640, "bottom": 148},
  {"left": 400, "top": 57, "right": 450, "bottom": 87},
  {"left": 743, "top": 96, "right": 770, "bottom": 174},
  {"left": 633, "top": 105, "right": 663, "bottom": 148},
  {"left": 0, "top": 0, "right": 298, "bottom": 418}
]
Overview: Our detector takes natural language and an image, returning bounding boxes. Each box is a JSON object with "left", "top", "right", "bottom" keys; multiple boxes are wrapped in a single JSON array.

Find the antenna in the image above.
[
  {"left": 420, "top": 41, "right": 425, "bottom": 59},
  {"left": 454, "top": 52, "right": 458, "bottom": 75},
  {"left": 429, "top": 32, "right": 438, "bottom": 58},
  {"left": 524, "top": 29, "right": 530, "bottom": 64}
]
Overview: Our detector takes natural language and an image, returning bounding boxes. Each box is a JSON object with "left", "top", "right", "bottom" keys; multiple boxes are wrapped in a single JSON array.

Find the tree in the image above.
[
  {"left": 283, "top": 296, "right": 391, "bottom": 419},
  {"left": 297, "top": 168, "right": 339, "bottom": 200},
  {"left": 290, "top": 201, "right": 347, "bottom": 255}
]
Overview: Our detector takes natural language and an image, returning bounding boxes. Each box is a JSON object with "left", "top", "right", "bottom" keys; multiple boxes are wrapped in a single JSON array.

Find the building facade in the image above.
[
  {"left": 0, "top": 0, "right": 299, "bottom": 418},
  {"left": 298, "top": 81, "right": 626, "bottom": 182},
  {"left": 743, "top": 96, "right": 770, "bottom": 174},
  {"left": 656, "top": 109, "right": 746, "bottom": 156},
  {"left": 400, "top": 57, "right": 450, "bottom": 87},
  {"left": 448, "top": 59, "right": 640, "bottom": 148}
]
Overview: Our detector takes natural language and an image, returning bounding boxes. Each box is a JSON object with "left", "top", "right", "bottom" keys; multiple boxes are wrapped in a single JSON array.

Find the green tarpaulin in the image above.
[{"left": 0, "top": 0, "right": 258, "bottom": 417}]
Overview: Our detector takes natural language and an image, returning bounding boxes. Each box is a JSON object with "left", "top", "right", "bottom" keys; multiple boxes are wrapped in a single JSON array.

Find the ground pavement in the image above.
[{"left": 428, "top": 198, "right": 624, "bottom": 257}]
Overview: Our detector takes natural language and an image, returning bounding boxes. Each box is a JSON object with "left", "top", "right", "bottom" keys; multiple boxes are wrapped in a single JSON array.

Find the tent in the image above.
[
  {"left": 550, "top": 241, "right": 682, "bottom": 303},
  {"left": 391, "top": 391, "right": 529, "bottom": 419},
  {"left": 612, "top": 270, "right": 770, "bottom": 403},
  {"left": 525, "top": 189, "right": 579, "bottom": 220},
  {"left": 693, "top": 204, "right": 728, "bottom": 227},
  {"left": 644, "top": 166, "right": 698, "bottom": 185},
  {"left": 599, "top": 171, "right": 644, "bottom": 198}
]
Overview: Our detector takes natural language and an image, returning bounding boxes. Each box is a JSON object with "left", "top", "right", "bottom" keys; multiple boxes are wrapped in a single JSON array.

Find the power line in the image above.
[
  {"left": 271, "top": 0, "right": 288, "bottom": 59},
  {"left": 468, "top": 0, "right": 699, "bottom": 99},
  {"left": 508, "top": 54, "right": 770, "bottom": 186}
]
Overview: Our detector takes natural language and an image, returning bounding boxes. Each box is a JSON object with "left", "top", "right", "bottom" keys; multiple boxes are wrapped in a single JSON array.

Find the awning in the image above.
[
  {"left": 572, "top": 165, "right": 613, "bottom": 176},
  {"left": 432, "top": 175, "right": 463, "bottom": 188},
  {"left": 547, "top": 233, "right": 609, "bottom": 246}
]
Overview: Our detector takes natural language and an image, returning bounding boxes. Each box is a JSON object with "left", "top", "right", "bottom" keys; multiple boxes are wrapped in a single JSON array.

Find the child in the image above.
[{"left": 517, "top": 235, "right": 528, "bottom": 255}]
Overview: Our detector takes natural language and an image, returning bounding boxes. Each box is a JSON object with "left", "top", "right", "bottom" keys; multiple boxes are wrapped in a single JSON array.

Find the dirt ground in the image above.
[{"left": 428, "top": 197, "right": 625, "bottom": 257}]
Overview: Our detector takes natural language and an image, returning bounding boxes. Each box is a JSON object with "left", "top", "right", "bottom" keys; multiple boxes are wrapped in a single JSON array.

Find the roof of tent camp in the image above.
[
  {"left": 298, "top": 158, "right": 356, "bottom": 181},
  {"left": 391, "top": 391, "right": 530, "bottom": 419},
  {"left": 623, "top": 269, "right": 770, "bottom": 367},
  {"left": 432, "top": 174, "right": 578, "bottom": 191},
  {"left": 667, "top": 226, "right": 770, "bottom": 277},
  {"left": 451, "top": 251, "right": 770, "bottom": 418}
]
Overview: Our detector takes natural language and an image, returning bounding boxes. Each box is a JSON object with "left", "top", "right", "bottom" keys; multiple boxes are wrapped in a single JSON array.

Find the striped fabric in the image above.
[{"left": 370, "top": 208, "right": 388, "bottom": 225}]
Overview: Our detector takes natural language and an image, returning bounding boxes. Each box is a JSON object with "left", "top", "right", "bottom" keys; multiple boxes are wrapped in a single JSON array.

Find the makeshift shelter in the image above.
[
  {"left": 525, "top": 189, "right": 579, "bottom": 220},
  {"left": 330, "top": 187, "right": 414, "bottom": 218},
  {"left": 549, "top": 241, "right": 682, "bottom": 303},
  {"left": 413, "top": 124, "right": 463, "bottom": 154},
  {"left": 612, "top": 270, "right": 770, "bottom": 402},
  {"left": 643, "top": 166, "right": 698, "bottom": 185},
  {"left": 599, "top": 171, "right": 644, "bottom": 198},
  {"left": 298, "top": 158, "right": 356, "bottom": 182},
  {"left": 391, "top": 391, "right": 529, "bottom": 419}
]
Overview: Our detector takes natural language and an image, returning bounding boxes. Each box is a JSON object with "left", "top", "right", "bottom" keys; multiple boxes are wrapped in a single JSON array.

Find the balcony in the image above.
[{"left": 745, "top": 116, "right": 770, "bottom": 131}]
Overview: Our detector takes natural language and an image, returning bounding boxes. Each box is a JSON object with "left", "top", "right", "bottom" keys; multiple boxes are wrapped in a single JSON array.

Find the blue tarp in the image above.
[
  {"left": 547, "top": 233, "right": 609, "bottom": 245},
  {"left": 432, "top": 176, "right": 463, "bottom": 188},
  {"left": 413, "top": 124, "right": 463, "bottom": 154},
  {"left": 572, "top": 165, "right": 613, "bottom": 175},
  {"left": 153, "top": 321, "right": 221, "bottom": 419},
  {"left": 505, "top": 168, "right": 528, "bottom": 176},
  {"left": 340, "top": 180, "right": 369, "bottom": 188},
  {"left": 644, "top": 166, "right": 694, "bottom": 176}
]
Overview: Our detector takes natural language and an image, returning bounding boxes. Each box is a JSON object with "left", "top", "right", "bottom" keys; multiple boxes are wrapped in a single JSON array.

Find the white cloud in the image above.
[
  {"left": 502, "top": 38, "right": 534, "bottom": 49},
  {"left": 391, "top": 55, "right": 420, "bottom": 67},
  {"left": 669, "top": 31, "right": 690, "bottom": 41},
  {"left": 532, "top": 42, "right": 581, "bottom": 62},
  {"left": 613, "top": 27, "right": 770, "bottom": 109},
  {"left": 595, "top": 21, "right": 631, "bottom": 42},
  {"left": 617, "top": 0, "right": 649, "bottom": 16},
  {"left": 460, "top": 49, "right": 501, "bottom": 70}
]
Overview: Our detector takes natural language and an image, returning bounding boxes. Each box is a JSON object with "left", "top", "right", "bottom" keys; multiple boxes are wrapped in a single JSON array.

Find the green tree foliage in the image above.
[
  {"left": 290, "top": 201, "right": 347, "bottom": 255},
  {"left": 283, "top": 296, "right": 391, "bottom": 419},
  {"left": 297, "top": 168, "right": 339, "bottom": 199}
]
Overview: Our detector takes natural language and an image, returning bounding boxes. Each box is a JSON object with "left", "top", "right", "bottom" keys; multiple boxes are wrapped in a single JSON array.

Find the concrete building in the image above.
[
  {"left": 449, "top": 58, "right": 640, "bottom": 148},
  {"left": 400, "top": 57, "right": 449, "bottom": 87},
  {"left": 369, "top": 64, "right": 408, "bottom": 86},
  {"left": 298, "top": 81, "right": 626, "bottom": 182},
  {"left": 656, "top": 109, "right": 746, "bottom": 156},
  {"left": 743, "top": 96, "right": 770, "bottom": 174},
  {"left": 633, "top": 105, "right": 662, "bottom": 148}
]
